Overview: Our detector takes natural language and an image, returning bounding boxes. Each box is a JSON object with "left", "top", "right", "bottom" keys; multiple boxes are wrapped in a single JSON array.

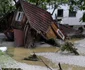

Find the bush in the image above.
[{"left": 61, "top": 42, "right": 79, "bottom": 55}]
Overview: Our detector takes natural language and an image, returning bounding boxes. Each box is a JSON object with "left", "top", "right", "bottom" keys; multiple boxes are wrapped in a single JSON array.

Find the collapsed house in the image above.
[
  {"left": 10, "top": 0, "right": 65, "bottom": 47},
  {"left": 3, "top": 0, "right": 79, "bottom": 48}
]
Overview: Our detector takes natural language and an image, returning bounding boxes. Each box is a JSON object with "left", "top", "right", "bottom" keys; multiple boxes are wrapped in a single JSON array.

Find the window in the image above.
[
  {"left": 69, "top": 10, "right": 76, "bottom": 17},
  {"left": 15, "top": 12, "right": 24, "bottom": 21},
  {"left": 70, "top": 26, "right": 73, "bottom": 28},
  {"left": 57, "top": 29, "right": 65, "bottom": 40},
  {"left": 57, "top": 9, "right": 63, "bottom": 17}
]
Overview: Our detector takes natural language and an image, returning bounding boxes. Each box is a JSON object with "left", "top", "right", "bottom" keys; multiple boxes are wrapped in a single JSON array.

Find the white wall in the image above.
[{"left": 47, "top": 4, "right": 85, "bottom": 26}]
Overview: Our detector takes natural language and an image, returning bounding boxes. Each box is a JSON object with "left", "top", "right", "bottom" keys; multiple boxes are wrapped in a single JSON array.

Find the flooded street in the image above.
[{"left": 0, "top": 33, "right": 85, "bottom": 70}]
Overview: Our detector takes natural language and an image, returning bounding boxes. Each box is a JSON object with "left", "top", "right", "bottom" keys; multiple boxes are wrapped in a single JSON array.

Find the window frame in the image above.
[
  {"left": 57, "top": 9, "right": 63, "bottom": 17},
  {"left": 69, "top": 10, "right": 76, "bottom": 17},
  {"left": 15, "top": 11, "right": 24, "bottom": 22}
]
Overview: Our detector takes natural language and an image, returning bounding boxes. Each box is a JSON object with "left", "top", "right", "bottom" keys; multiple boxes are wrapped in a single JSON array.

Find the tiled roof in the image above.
[{"left": 20, "top": 0, "right": 53, "bottom": 33}]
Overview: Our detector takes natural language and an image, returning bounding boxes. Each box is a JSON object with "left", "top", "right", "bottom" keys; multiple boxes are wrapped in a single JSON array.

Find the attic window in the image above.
[
  {"left": 15, "top": 12, "right": 24, "bottom": 21},
  {"left": 57, "top": 9, "right": 63, "bottom": 17},
  {"left": 69, "top": 10, "right": 76, "bottom": 17}
]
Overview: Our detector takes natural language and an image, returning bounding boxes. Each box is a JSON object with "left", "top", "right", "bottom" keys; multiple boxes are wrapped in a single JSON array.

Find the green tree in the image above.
[
  {"left": 0, "top": 0, "right": 15, "bottom": 17},
  {"left": 0, "top": 0, "right": 15, "bottom": 32},
  {"left": 26, "top": 0, "right": 69, "bottom": 9}
]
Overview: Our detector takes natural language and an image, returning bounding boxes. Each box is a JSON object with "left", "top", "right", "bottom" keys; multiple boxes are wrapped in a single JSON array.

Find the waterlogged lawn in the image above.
[{"left": 0, "top": 52, "right": 18, "bottom": 68}]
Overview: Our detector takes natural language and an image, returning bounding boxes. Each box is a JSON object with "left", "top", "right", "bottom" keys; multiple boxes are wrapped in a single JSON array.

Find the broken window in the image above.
[
  {"left": 57, "top": 9, "right": 63, "bottom": 17},
  {"left": 69, "top": 10, "right": 76, "bottom": 17},
  {"left": 15, "top": 11, "right": 24, "bottom": 22}
]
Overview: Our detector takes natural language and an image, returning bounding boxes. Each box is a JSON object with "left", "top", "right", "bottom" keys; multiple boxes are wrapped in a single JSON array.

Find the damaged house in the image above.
[
  {"left": 4, "top": 0, "right": 79, "bottom": 48},
  {"left": 11, "top": 0, "right": 65, "bottom": 47}
]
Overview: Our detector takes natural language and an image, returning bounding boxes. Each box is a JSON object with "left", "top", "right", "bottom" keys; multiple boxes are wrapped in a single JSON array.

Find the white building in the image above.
[{"left": 47, "top": 4, "right": 85, "bottom": 31}]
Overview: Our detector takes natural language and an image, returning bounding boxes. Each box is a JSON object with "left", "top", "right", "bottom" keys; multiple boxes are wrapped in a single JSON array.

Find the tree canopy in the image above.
[
  {"left": 0, "top": 0, "right": 85, "bottom": 16},
  {"left": 26, "top": 0, "right": 69, "bottom": 9},
  {"left": 0, "top": 0, "right": 15, "bottom": 17},
  {"left": 26, "top": 0, "right": 85, "bottom": 10},
  {"left": 0, "top": 0, "right": 85, "bottom": 21}
]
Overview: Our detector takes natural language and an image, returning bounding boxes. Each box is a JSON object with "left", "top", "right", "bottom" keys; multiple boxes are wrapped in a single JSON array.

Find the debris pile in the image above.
[{"left": 24, "top": 53, "right": 39, "bottom": 61}]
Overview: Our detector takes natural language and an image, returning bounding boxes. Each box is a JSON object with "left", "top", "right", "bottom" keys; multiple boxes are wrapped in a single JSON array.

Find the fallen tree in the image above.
[{"left": 61, "top": 42, "right": 79, "bottom": 55}]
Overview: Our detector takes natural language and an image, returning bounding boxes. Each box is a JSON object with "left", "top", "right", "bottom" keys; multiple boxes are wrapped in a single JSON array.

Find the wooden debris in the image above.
[
  {"left": 58, "top": 63, "right": 62, "bottom": 70},
  {"left": 2, "top": 68, "right": 22, "bottom": 70},
  {"left": 39, "top": 57, "right": 53, "bottom": 70},
  {"left": 24, "top": 53, "right": 39, "bottom": 61}
]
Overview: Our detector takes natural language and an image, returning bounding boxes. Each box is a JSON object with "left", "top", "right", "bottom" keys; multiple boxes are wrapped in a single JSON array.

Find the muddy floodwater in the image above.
[
  {"left": 7, "top": 47, "right": 59, "bottom": 67},
  {"left": 7, "top": 46, "right": 85, "bottom": 70},
  {"left": 0, "top": 33, "right": 85, "bottom": 70}
]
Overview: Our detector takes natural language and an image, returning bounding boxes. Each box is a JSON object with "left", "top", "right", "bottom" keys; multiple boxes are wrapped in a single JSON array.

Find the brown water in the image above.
[
  {"left": 7, "top": 47, "right": 59, "bottom": 68},
  {"left": 7, "top": 47, "right": 85, "bottom": 70}
]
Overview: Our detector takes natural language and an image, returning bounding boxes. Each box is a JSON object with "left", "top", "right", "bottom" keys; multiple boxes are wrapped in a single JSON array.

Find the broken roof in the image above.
[
  {"left": 20, "top": 0, "right": 53, "bottom": 33},
  {"left": 59, "top": 24, "right": 78, "bottom": 37}
]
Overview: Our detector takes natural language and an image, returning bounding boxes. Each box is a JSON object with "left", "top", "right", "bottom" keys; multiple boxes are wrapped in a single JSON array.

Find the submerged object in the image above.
[{"left": 0, "top": 47, "right": 7, "bottom": 52}]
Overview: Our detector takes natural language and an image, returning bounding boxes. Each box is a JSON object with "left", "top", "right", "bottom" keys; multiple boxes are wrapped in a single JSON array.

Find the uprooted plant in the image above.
[{"left": 61, "top": 42, "right": 79, "bottom": 55}]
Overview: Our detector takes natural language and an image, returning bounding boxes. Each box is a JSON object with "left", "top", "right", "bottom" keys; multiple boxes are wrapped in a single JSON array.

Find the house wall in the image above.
[{"left": 47, "top": 4, "right": 85, "bottom": 30}]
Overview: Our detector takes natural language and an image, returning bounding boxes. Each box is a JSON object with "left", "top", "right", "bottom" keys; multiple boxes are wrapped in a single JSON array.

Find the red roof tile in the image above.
[{"left": 20, "top": 0, "right": 53, "bottom": 33}]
